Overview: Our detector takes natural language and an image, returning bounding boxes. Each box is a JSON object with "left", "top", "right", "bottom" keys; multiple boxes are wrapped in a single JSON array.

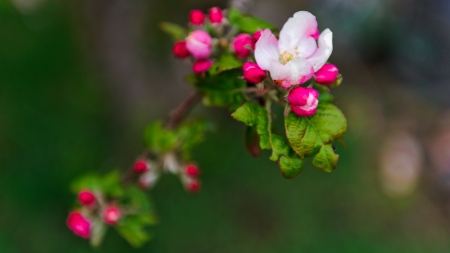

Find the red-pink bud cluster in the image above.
[{"left": 183, "top": 164, "right": 201, "bottom": 193}]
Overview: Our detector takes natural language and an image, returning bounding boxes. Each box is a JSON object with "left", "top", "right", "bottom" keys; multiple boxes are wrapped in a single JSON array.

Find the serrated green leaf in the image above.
[
  {"left": 231, "top": 102, "right": 270, "bottom": 150},
  {"left": 232, "top": 102, "right": 304, "bottom": 178},
  {"left": 101, "top": 170, "right": 124, "bottom": 197},
  {"left": 176, "top": 119, "right": 212, "bottom": 160},
  {"left": 312, "top": 145, "right": 339, "bottom": 172},
  {"left": 209, "top": 54, "right": 242, "bottom": 75},
  {"left": 116, "top": 215, "right": 153, "bottom": 248},
  {"left": 237, "top": 17, "right": 277, "bottom": 34},
  {"left": 144, "top": 121, "right": 178, "bottom": 152},
  {"left": 125, "top": 186, "right": 153, "bottom": 213},
  {"left": 285, "top": 103, "right": 347, "bottom": 172},
  {"left": 159, "top": 22, "right": 187, "bottom": 41},
  {"left": 192, "top": 69, "right": 246, "bottom": 110}
]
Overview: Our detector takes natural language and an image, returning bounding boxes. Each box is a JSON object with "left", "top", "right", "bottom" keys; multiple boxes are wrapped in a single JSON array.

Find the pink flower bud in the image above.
[
  {"left": 134, "top": 159, "right": 149, "bottom": 173},
  {"left": 208, "top": 7, "right": 224, "bottom": 24},
  {"left": 232, "top": 33, "right": 252, "bottom": 58},
  {"left": 186, "top": 179, "right": 201, "bottom": 193},
  {"left": 251, "top": 30, "right": 262, "bottom": 49},
  {"left": 315, "top": 63, "right": 339, "bottom": 85},
  {"left": 185, "top": 30, "right": 212, "bottom": 59},
  {"left": 193, "top": 59, "right": 212, "bottom": 74},
  {"left": 189, "top": 10, "right": 205, "bottom": 25},
  {"left": 172, "top": 41, "right": 190, "bottom": 58},
  {"left": 243, "top": 62, "right": 266, "bottom": 84},
  {"left": 288, "top": 87, "right": 319, "bottom": 117},
  {"left": 67, "top": 211, "right": 91, "bottom": 238},
  {"left": 185, "top": 164, "right": 200, "bottom": 177},
  {"left": 78, "top": 190, "right": 96, "bottom": 207},
  {"left": 103, "top": 206, "right": 121, "bottom": 225}
]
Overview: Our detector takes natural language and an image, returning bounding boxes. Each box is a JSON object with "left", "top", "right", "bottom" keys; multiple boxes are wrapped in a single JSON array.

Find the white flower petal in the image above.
[
  {"left": 278, "top": 11, "right": 318, "bottom": 59},
  {"left": 285, "top": 58, "right": 314, "bottom": 85},
  {"left": 254, "top": 29, "right": 280, "bottom": 70},
  {"left": 306, "top": 28, "right": 333, "bottom": 71}
]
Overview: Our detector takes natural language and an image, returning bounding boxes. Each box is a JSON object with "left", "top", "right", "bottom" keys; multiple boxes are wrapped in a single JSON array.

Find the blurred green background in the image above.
[{"left": 2, "top": 0, "right": 450, "bottom": 252}]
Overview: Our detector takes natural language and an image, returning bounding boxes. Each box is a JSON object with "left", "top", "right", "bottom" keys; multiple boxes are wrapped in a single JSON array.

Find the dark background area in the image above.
[{"left": 1, "top": 0, "right": 450, "bottom": 252}]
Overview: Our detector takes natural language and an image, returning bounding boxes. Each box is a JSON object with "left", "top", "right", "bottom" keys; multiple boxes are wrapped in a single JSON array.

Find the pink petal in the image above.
[
  {"left": 285, "top": 58, "right": 314, "bottom": 85},
  {"left": 254, "top": 29, "right": 280, "bottom": 71},
  {"left": 278, "top": 11, "right": 318, "bottom": 59},
  {"left": 306, "top": 29, "right": 333, "bottom": 71}
]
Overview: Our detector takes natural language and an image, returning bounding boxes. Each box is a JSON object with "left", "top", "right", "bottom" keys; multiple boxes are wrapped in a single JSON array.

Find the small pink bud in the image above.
[
  {"left": 103, "top": 206, "right": 121, "bottom": 225},
  {"left": 288, "top": 87, "right": 319, "bottom": 117},
  {"left": 232, "top": 33, "right": 252, "bottom": 58},
  {"left": 186, "top": 179, "right": 201, "bottom": 193},
  {"left": 189, "top": 10, "right": 205, "bottom": 25},
  {"left": 193, "top": 59, "right": 213, "bottom": 74},
  {"left": 172, "top": 41, "right": 190, "bottom": 58},
  {"left": 134, "top": 159, "right": 149, "bottom": 173},
  {"left": 185, "top": 164, "right": 200, "bottom": 177},
  {"left": 315, "top": 63, "right": 339, "bottom": 85},
  {"left": 67, "top": 211, "right": 91, "bottom": 239},
  {"left": 251, "top": 30, "right": 262, "bottom": 49},
  {"left": 185, "top": 30, "right": 212, "bottom": 59},
  {"left": 209, "top": 7, "right": 224, "bottom": 24},
  {"left": 243, "top": 62, "right": 266, "bottom": 84},
  {"left": 78, "top": 190, "right": 96, "bottom": 207}
]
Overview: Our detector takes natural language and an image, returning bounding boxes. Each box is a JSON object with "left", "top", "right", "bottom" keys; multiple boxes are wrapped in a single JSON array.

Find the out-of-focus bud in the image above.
[
  {"left": 208, "top": 7, "right": 224, "bottom": 24},
  {"left": 67, "top": 211, "right": 91, "bottom": 238},
  {"left": 185, "top": 30, "right": 212, "bottom": 59},
  {"left": 172, "top": 41, "right": 190, "bottom": 58},
  {"left": 243, "top": 62, "right": 266, "bottom": 84},
  {"left": 186, "top": 179, "right": 201, "bottom": 193},
  {"left": 288, "top": 87, "right": 319, "bottom": 117},
  {"left": 315, "top": 63, "right": 339, "bottom": 85},
  {"left": 193, "top": 59, "right": 213, "bottom": 74},
  {"left": 251, "top": 30, "right": 262, "bottom": 49},
  {"left": 189, "top": 10, "right": 205, "bottom": 25},
  {"left": 134, "top": 159, "right": 150, "bottom": 173},
  {"left": 232, "top": 33, "right": 252, "bottom": 58},
  {"left": 185, "top": 164, "right": 200, "bottom": 177},
  {"left": 78, "top": 190, "right": 96, "bottom": 207},
  {"left": 102, "top": 206, "right": 121, "bottom": 226}
]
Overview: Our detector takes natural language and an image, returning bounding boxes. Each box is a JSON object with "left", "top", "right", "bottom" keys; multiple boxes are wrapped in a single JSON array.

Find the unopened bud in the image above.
[
  {"left": 134, "top": 159, "right": 150, "bottom": 173},
  {"left": 232, "top": 33, "right": 252, "bottom": 58},
  {"left": 172, "top": 41, "right": 190, "bottom": 58},
  {"left": 67, "top": 211, "right": 91, "bottom": 239},
  {"left": 208, "top": 7, "right": 224, "bottom": 24},
  {"left": 288, "top": 87, "right": 319, "bottom": 117},
  {"left": 315, "top": 63, "right": 339, "bottom": 85},
  {"left": 185, "top": 30, "right": 212, "bottom": 59},
  {"left": 243, "top": 62, "right": 266, "bottom": 84},
  {"left": 78, "top": 190, "right": 96, "bottom": 207},
  {"left": 185, "top": 164, "right": 200, "bottom": 177},
  {"left": 102, "top": 206, "right": 121, "bottom": 225},
  {"left": 193, "top": 59, "right": 213, "bottom": 74},
  {"left": 189, "top": 10, "right": 205, "bottom": 25},
  {"left": 186, "top": 179, "right": 201, "bottom": 193},
  {"left": 251, "top": 30, "right": 262, "bottom": 49}
]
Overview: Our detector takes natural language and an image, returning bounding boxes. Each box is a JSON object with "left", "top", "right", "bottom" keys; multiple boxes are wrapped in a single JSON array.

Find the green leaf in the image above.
[
  {"left": 124, "top": 186, "right": 154, "bottom": 213},
  {"left": 313, "top": 84, "right": 334, "bottom": 103},
  {"left": 144, "top": 121, "right": 178, "bottom": 152},
  {"left": 176, "top": 119, "right": 212, "bottom": 160},
  {"left": 70, "top": 174, "right": 101, "bottom": 193},
  {"left": 227, "top": 8, "right": 276, "bottom": 34},
  {"left": 231, "top": 102, "right": 271, "bottom": 150},
  {"left": 191, "top": 69, "right": 246, "bottom": 110},
  {"left": 116, "top": 215, "right": 154, "bottom": 248},
  {"left": 285, "top": 103, "right": 347, "bottom": 172},
  {"left": 209, "top": 54, "right": 242, "bottom": 75},
  {"left": 101, "top": 170, "right": 124, "bottom": 197},
  {"left": 232, "top": 102, "right": 304, "bottom": 178},
  {"left": 312, "top": 145, "right": 338, "bottom": 172},
  {"left": 159, "top": 22, "right": 187, "bottom": 41}
]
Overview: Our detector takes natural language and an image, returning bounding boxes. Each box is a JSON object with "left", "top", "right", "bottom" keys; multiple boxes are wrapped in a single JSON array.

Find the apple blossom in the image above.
[
  {"left": 103, "top": 206, "right": 121, "bottom": 225},
  {"left": 67, "top": 212, "right": 91, "bottom": 238},
  {"left": 209, "top": 7, "right": 224, "bottom": 24},
  {"left": 315, "top": 63, "right": 339, "bottom": 85},
  {"left": 172, "top": 41, "right": 190, "bottom": 58},
  {"left": 243, "top": 62, "right": 266, "bottom": 84},
  {"left": 232, "top": 33, "right": 252, "bottom": 58},
  {"left": 78, "top": 190, "right": 96, "bottom": 207},
  {"left": 185, "top": 30, "right": 212, "bottom": 59},
  {"left": 189, "top": 10, "right": 205, "bottom": 25},
  {"left": 255, "top": 11, "right": 333, "bottom": 89},
  {"left": 288, "top": 87, "right": 319, "bottom": 117},
  {"left": 193, "top": 59, "right": 213, "bottom": 73}
]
